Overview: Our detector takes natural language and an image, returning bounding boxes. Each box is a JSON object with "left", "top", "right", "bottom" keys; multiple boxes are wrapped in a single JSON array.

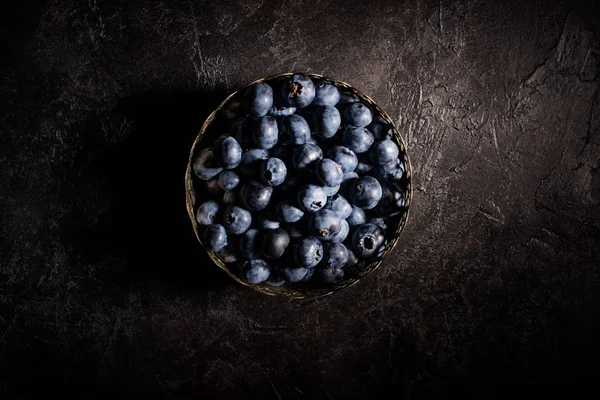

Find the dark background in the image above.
[{"left": 1, "top": 0, "right": 600, "bottom": 397}]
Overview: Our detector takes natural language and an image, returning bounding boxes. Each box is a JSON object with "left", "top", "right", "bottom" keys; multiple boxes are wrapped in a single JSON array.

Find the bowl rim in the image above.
[{"left": 185, "top": 72, "right": 413, "bottom": 299}]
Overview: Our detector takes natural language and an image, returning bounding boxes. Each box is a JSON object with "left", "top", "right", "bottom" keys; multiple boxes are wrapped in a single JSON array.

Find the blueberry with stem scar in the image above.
[
  {"left": 222, "top": 205, "right": 252, "bottom": 235},
  {"left": 196, "top": 200, "right": 220, "bottom": 226},
  {"left": 308, "top": 209, "right": 342, "bottom": 241},
  {"left": 282, "top": 74, "right": 316, "bottom": 108},
  {"left": 294, "top": 236, "right": 323, "bottom": 268},
  {"left": 298, "top": 184, "right": 327, "bottom": 213},
  {"left": 260, "top": 157, "right": 287, "bottom": 186},
  {"left": 347, "top": 176, "right": 382, "bottom": 209},
  {"left": 351, "top": 223, "right": 386, "bottom": 259}
]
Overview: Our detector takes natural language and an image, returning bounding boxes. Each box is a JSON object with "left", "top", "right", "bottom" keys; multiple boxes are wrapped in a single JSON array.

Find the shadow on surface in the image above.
[{"left": 86, "top": 91, "right": 233, "bottom": 291}]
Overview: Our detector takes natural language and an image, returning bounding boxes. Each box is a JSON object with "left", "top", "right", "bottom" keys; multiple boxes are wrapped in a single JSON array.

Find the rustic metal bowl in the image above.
[{"left": 185, "top": 73, "right": 412, "bottom": 298}]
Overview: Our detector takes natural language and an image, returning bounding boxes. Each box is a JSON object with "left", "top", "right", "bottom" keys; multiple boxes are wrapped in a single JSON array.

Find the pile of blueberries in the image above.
[{"left": 192, "top": 74, "right": 407, "bottom": 287}]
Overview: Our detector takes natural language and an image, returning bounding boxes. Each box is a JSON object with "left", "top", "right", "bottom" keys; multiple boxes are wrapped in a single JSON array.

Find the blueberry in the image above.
[
  {"left": 370, "top": 158, "right": 405, "bottom": 182},
  {"left": 240, "top": 229, "right": 261, "bottom": 259},
  {"left": 327, "top": 146, "right": 358, "bottom": 174},
  {"left": 300, "top": 266, "right": 315, "bottom": 282},
  {"left": 247, "top": 82, "right": 273, "bottom": 118},
  {"left": 298, "top": 184, "right": 327, "bottom": 212},
  {"left": 343, "top": 102, "right": 373, "bottom": 127},
  {"left": 253, "top": 212, "right": 281, "bottom": 230},
  {"left": 276, "top": 201, "right": 305, "bottom": 223},
  {"left": 240, "top": 259, "right": 271, "bottom": 283},
  {"left": 282, "top": 74, "right": 315, "bottom": 108},
  {"left": 351, "top": 223, "right": 386, "bottom": 259},
  {"left": 316, "top": 158, "right": 344, "bottom": 187},
  {"left": 252, "top": 116, "right": 279, "bottom": 149},
  {"left": 313, "top": 106, "right": 341, "bottom": 139},
  {"left": 294, "top": 236, "right": 323, "bottom": 268},
  {"left": 355, "top": 153, "right": 375, "bottom": 174},
  {"left": 375, "top": 183, "right": 406, "bottom": 217},
  {"left": 222, "top": 205, "right": 252, "bottom": 235},
  {"left": 322, "top": 184, "right": 340, "bottom": 197},
  {"left": 330, "top": 219, "right": 349, "bottom": 243},
  {"left": 221, "top": 99, "right": 244, "bottom": 120},
  {"left": 313, "top": 81, "right": 340, "bottom": 106},
  {"left": 196, "top": 200, "right": 220, "bottom": 225},
  {"left": 279, "top": 265, "right": 308, "bottom": 282},
  {"left": 337, "top": 91, "right": 360, "bottom": 105},
  {"left": 217, "top": 170, "right": 240, "bottom": 191},
  {"left": 216, "top": 244, "right": 238, "bottom": 263},
  {"left": 280, "top": 114, "right": 310, "bottom": 145},
  {"left": 239, "top": 148, "right": 269, "bottom": 176},
  {"left": 309, "top": 209, "right": 342, "bottom": 241},
  {"left": 368, "top": 217, "right": 388, "bottom": 231},
  {"left": 193, "top": 148, "right": 223, "bottom": 180},
  {"left": 292, "top": 143, "right": 323, "bottom": 170},
  {"left": 214, "top": 136, "right": 242, "bottom": 169},
  {"left": 324, "top": 194, "right": 352, "bottom": 219},
  {"left": 367, "top": 116, "right": 393, "bottom": 140},
  {"left": 260, "top": 157, "right": 287, "bottom": 186},
  {"left": 240, "top": 180, "right": 273, "bottom": 211},
  {"left": 342, "top": 127, "right": 374, "bottom": 154},
  {"left": 203, "top": 224, "right": 228, "bottom": 251},
  {"left": 322, "top": 242, "right": 349, "bottom": 269},
  {"left": 369, "top": 139, "right": 399, "bottom": 165},
  {"left": 262, "top": 228, "right": 291, "bottom": 259},
  {"left": 347, "top": 176, "right": 382, "bottom": 209},
  {"left": 204, "top": 177, "right": 224, "bottom": 197},
  {"left": 318, "top": 267, "right": 344, "bottom": 284},
  {"left": 346, "top": 205, "right": 367, "bottom": 227}
]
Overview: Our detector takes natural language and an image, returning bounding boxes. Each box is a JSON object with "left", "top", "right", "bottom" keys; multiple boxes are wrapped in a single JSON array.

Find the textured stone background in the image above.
[{"left": 1, "top": 0, "right": 600, "bottom": 397}]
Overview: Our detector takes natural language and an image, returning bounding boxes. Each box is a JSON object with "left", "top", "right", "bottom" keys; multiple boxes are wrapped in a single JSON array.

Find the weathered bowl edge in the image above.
[{"left": 185, "top": 72, "right": 413, "bottom": 299}]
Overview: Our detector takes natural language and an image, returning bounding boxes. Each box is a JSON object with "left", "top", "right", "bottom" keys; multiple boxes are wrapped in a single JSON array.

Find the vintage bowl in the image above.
[{"left": 185, "top": 73, "right": 412, "bottom": 298}]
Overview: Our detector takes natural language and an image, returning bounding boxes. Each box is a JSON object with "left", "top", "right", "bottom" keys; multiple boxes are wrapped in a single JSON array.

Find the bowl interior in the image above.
[{"left": 185, "top": 73, "right": 412, "bottom": 298}]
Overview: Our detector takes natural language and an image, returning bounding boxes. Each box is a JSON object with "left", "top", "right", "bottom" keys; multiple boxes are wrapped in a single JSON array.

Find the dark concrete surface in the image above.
[{"left": 1, "top": 0, "right": 600, "bottom": 397}]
